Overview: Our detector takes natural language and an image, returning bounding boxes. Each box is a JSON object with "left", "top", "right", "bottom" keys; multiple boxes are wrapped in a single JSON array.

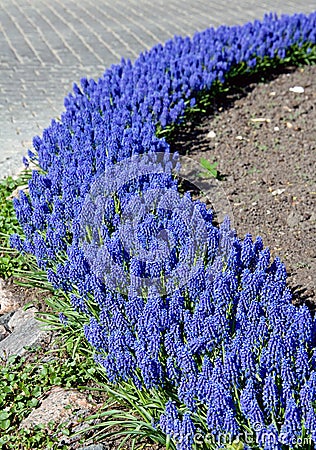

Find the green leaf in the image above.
[
  {"left": 52, "top": 376, "right": 62, "bottom": 385},
  {"left": 199, "top": 158, "right": 219, "bottom": 178},
  {"left": 5, "top": 373, "right": 15, "bottom": 382},
  {"left": 40, "top": 367, "right": 48, "bottom": 376},
  {"left": 225, "top": 442, "right": 244, "bottom": 450},
  {"left": 23, "top": 302, "right": 35, "bottom": 311},
  {"left": 22, "top": 387, "right": 30, "bottom": 396},
  {"left": 0, "top": 419, "right": 11, "bottom": 430},
  {"left": 200, "top": 157, "right": 217, "bottom": 171},
  {"left": 28, "top": 398, "right": 39, "bottom": 408},
  {"left": 0, "top": 411, "right": 10, "bottom": 421},
  {"left": 2, "top": 386, "right": 12, "bottom": 394}
]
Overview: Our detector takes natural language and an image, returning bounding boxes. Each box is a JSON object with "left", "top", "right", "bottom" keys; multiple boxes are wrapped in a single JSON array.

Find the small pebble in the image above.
[
  {"left": 271, "top": 188, "right": 286, "bottom": 196},
  {"left": 78, "top": 445, "right": 106, "bottom": 450},
  {"left": 289, "top": 86, "right": 305, "bottom": 93},
  {"left": 207, "top": 130, "right": 216, "bottom": 138}
]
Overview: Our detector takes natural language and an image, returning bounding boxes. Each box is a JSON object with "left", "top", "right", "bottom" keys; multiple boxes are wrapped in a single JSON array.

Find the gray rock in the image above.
[
  {"left": 0, "top": 324, "right": 9, "bottom": 341},
  {"left": 0, "top": 311, "right": 14, "bottom": 327},
  {"left": 7, "top": 307, "right": 38, "bottom": 332},
  {"left": 20, "top": 386, "right": 93, "bottom": 430},
  {"left": 309, "top": 212, "right": 316, "bottom": 223},
  {"left": 0, "top": 310, "right": 49, "bottom": 358}
]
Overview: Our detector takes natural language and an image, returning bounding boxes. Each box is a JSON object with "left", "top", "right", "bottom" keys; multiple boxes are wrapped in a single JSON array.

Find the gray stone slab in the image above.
[
  {"left": 0, "top": 311, "right": 14, "bottom": 328},
  {"left": 0, "top": 309, "right": 49, "bottom": 358},
  {"left": 0, "top": 324, "right": 9, "bottom": 341},
  {"left": 7, "top": 306, "right": 37, "bottom": 332}
]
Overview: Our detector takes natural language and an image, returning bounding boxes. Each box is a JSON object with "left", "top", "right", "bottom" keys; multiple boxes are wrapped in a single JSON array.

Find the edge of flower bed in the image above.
[{"left": 7, "top": 11, "right": 316, "bottom": 450}]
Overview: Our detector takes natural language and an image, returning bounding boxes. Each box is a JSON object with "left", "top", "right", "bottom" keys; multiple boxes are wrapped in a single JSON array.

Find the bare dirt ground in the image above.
[{"left": 171, "top": 64, "right": 316, "bottom": 308}]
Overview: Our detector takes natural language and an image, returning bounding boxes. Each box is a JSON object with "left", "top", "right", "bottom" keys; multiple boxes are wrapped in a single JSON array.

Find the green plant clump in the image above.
[
  {"left": 0, "top": 173, "right": 31, "bottom": 278},
  {"left": 0, "top": 337, "right": 98, "bottom": 450}
]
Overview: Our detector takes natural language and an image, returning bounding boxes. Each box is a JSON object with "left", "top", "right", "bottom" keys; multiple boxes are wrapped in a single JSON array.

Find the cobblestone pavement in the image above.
[{"left": 0, "top": 0, "right": 315, "bottom": 178}]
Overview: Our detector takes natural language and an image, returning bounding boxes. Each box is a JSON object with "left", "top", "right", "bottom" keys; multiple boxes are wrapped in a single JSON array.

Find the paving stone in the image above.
[{"left": 1, "top": 0, "right": 316, "bottom": 179}]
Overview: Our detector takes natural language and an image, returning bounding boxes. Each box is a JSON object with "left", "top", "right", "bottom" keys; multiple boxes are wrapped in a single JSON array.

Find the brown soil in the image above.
[
  {"left": 3, "top": 277, "right": 53, "bottom": 312},
  {"left": 171, "top": 64, "right": 316, "bottom": 309}
]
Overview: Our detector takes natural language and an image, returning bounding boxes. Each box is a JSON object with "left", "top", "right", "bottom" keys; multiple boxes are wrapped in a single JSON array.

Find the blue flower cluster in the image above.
[
  {"left": 79, "top": 151, "right": 217, "bottom": 298},
  {"left": 10, "top": 11, "right": 316, "bottom": 450}
]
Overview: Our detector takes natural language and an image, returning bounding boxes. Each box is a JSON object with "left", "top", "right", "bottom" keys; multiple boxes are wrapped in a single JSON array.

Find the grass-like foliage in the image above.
[
  {"left": 6, "top": 11, "right": 316, "bottom": 450},
  {"left": 0, "top": 333, "right": 98, "bottom": 450},
  {"left": 0, "top": 172, "right": 33, "bottom": 278}
]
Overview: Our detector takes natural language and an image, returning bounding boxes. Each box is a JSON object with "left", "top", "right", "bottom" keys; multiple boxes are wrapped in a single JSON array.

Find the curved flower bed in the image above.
[{"left": 11, "top": 11, "right": 316, "bottom": 450}]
